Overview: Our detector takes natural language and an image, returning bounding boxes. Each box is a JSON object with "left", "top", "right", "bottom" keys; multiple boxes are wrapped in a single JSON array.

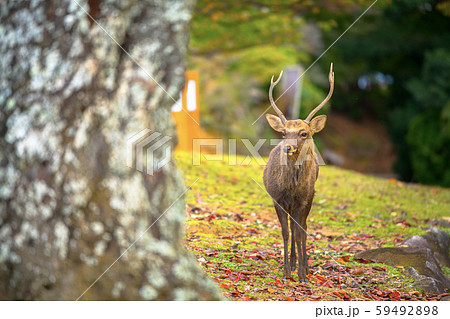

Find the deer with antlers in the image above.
[{"left": 263, "top": 64, "right": 334, "bottom": 281}]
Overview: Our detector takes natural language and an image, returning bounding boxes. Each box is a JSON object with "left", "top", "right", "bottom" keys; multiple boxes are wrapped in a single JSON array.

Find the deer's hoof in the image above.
[{"left": 291, "top": 266, "right": 296, "bottom": 272}]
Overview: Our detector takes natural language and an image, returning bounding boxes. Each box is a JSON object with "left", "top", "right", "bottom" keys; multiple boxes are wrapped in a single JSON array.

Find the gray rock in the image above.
[
  {"left": 407, "top": 267, "right": 446, "bottom": 295},
  {"left": 355, "top": 246, "right": 450, "bottom": 294},
  {"left": 402, "top": 227, "right": 449, "bottom": 268}
]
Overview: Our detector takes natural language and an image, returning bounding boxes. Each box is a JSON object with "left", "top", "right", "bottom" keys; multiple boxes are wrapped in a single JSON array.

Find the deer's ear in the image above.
[
  {"left": 265, "top": 114, "right": 285, "bottom": 132},
  {"left": 309, "top": 115, "right": 327, "bottom": 133}
]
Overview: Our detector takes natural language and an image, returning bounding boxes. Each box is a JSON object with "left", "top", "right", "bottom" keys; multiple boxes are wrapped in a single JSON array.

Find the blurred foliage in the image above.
[
  {"left": 189, "top": 0, "right": 450, "bottom": 186},
  {"left": 323, "top": 0, "right": 450, "bottom": 186},
  {"left": 189, "top": 0, "right": 373, "bottom": 144},
  {"left": 406, "top": 49, "right": 450, "bottom": 187}
]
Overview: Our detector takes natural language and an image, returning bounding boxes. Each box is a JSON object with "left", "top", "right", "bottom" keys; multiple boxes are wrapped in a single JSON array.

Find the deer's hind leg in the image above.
[{"left": 274, "top": 203, "right": 291, "bottom": 279}]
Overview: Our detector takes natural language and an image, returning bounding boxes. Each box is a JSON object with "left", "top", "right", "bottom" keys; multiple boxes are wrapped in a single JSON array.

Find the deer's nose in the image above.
[{"left": 283, "top": 145, "right": 292, "bottom": 153}]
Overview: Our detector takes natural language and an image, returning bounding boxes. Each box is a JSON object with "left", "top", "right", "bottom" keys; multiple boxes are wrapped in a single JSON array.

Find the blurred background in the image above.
[{"left": 186, "top": 0, "right": 450, "bottom": 187}]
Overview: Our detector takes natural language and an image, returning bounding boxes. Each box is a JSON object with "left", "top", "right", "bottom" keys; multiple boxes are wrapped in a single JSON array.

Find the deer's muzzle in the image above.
[{"left": 283, "top": 145, "right": 297, "bottom": 155}]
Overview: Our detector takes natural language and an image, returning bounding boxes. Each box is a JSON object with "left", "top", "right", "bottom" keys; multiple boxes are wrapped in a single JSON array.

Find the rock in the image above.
[
  {"left": 407, "top": 267, "right": 446, "bottom": 295},
  {"left": 424, "top": 227, "right": 450, "bottom": 268},
  {"left": 401, "top": 227, "right": 449, "bottom": 268},
  {"left": 355, "top": 246, "right": 450, "bottom": 294}
]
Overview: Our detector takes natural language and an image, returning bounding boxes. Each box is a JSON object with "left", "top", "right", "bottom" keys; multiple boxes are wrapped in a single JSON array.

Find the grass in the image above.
[{"left": 175, "top": 151, "right": 450, "bottom": 300}]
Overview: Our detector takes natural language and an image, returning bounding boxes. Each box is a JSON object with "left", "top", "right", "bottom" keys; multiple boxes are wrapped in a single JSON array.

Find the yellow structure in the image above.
[{"left": 171, "top": 70, "right": 211, "bottom": 152}]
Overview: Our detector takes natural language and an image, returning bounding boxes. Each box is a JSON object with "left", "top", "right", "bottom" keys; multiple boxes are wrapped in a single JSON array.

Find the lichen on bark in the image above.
[{"left": 0, "top": 0, "right": 223, "bottom": 300}]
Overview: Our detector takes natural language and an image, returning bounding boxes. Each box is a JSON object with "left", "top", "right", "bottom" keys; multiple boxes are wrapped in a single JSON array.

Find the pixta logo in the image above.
[{"left": 126, "top": 129, "right": 172, "bottom": 175}]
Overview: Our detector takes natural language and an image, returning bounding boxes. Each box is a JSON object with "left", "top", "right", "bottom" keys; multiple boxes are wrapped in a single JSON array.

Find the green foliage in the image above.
[
  {"left": 407, "top": 110, "right": 450, "bottom": 187},
  {"left": 189, "top": 0, "right": 369, "bottom": 142},
  {"left": 323, "top": 0, "right": 450, "bottom": 186},
  {"left": 404, "top": 49, "right": 450, "bottom": 187}
]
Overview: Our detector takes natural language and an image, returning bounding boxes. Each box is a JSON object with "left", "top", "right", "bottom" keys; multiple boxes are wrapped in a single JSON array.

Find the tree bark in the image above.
[{"left": 0, "top": 0, "right": 222, "bottom": 300}]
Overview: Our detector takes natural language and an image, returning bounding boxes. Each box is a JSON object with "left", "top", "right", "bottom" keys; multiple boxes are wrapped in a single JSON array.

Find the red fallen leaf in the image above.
[
  {"left": 342, "top": 292, "right": 351, "bottom": 301},
  {"left": 393, "top": 238, "right": 403, "bottom": 243},
  {"left": 320, "top": 281, "right": 334, "bottom": 288},
  {"left": 372, "top": 266, "right": 386, "bottom": 272},
  {"left": 221, "top": 235, "right": 233, "bottom": 239},
  {"left": 371, "top": 294, "right": 381, "bottom": 301},
  {"left": 354, "top": 258, "right": 376, "bottom": 264},
  {"left": 249, "top": 253, "right": 264, "bottom": 260},
  {"left": 391, "top": 291, "right": 400, "bottom": 297},
  {"left": 206, "top": 251, "right": 217, "bottom": 256},
  {"left": 334, "top": 291, "right": 342, "bottom": 298},
  {"left": 323, "top": 262, "right": 339, "bottom": 269},
  {"left": 220, "top": 283, "right": 231, "bottom": 289},
  {"left": 330, "top": 217, "right": 338, "bottom": 221},
  {"left": 315, "top": 274, "right": 327, "bottom": 283},
  {"left": 310, "top": 295, "right": 322, "bottom": 300},
  {"left": 230, "top": 291, "right": 240, "bottom": 297},
  {"left": 241, "top": 270, "right": 253, "bottom": 275},
  {"left": 351, "top": 269, "right": 364, "bottom": 275},
  {"left": 234, "top": 258, "right": 243, "bottom": 263},
  {"left": 402, "top": 220, "right": 412, "bottom": 227},
  {"left": 285, "top": 297, "right": 294, "bottom": 301}
]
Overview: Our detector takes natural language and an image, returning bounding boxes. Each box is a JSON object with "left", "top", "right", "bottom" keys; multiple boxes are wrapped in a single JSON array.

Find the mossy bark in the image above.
[{"left": 0, "top": 0, "right": 222, "bottom": 300}]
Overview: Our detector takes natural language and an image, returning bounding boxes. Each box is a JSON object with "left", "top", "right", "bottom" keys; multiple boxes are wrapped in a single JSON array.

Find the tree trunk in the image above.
[{"left": 0, "top": 0, "right": 222, "bottom": 300}]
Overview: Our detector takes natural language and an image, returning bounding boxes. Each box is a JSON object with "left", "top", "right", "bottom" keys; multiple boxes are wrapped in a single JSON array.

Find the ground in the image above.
[{"left": 175, "top": 152, "right": 450, "bottom": 301}]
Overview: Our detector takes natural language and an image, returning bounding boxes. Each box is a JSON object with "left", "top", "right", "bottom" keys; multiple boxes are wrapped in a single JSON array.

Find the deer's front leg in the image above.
[
  {"left": 294, "top": 223, "right": 307, "bottom": 282},
  {"left": 290, "top": 219, "right": 296, "bottom": 272},
  {"left": 275, "top": 204, "right": 290, "bottom": 279},
  {"left": 300, "top": 221, "right": 308, "bottom": 279}
]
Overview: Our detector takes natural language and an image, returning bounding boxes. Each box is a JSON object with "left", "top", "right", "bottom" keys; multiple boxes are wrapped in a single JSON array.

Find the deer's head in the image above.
[{"left": 266, "top": 64, "right": 334, "bottom": 157}]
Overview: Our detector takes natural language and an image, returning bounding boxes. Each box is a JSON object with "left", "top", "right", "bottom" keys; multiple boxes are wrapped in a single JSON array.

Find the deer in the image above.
[{"left": 263, "top": 64, "right": 334, "bottom": 282}]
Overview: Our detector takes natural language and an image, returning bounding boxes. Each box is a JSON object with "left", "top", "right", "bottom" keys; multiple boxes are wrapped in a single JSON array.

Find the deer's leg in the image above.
[
  {"left": 300, "top": 220, "right": 308, "bottom": 279},
  {"left": 294, "top": 220, "right": 306, "bottom": 282},
  {"left": 290, "top": 219, "right": 296, "bottom": 272},
  {"left": 275, "top": 204, "right": 290, "bottom": 279},
  {"left": 299, "top": 199, "right": 313, "bottom": 280}
]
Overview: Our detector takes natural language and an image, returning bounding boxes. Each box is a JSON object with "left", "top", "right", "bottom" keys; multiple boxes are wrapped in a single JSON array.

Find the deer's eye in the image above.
[
  {"left": 301, "top": 132, "right": 307, "bottom": 137},
  {"left": 282, "top": 131, "right": 286, "bottom": 137}
]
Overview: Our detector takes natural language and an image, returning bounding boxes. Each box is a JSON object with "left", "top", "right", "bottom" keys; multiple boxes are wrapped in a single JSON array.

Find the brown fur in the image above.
[{"left": 263, "top": 115, "right": 326, "bottom": 281}]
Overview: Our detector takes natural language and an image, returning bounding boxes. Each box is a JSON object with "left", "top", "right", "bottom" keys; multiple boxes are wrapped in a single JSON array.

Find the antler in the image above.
[
  {"left": 305, "top": 63, "right": 334, "bottom": 123},
  {"left": 269, "top": 71, "right": 287, "bottom": 124}
]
